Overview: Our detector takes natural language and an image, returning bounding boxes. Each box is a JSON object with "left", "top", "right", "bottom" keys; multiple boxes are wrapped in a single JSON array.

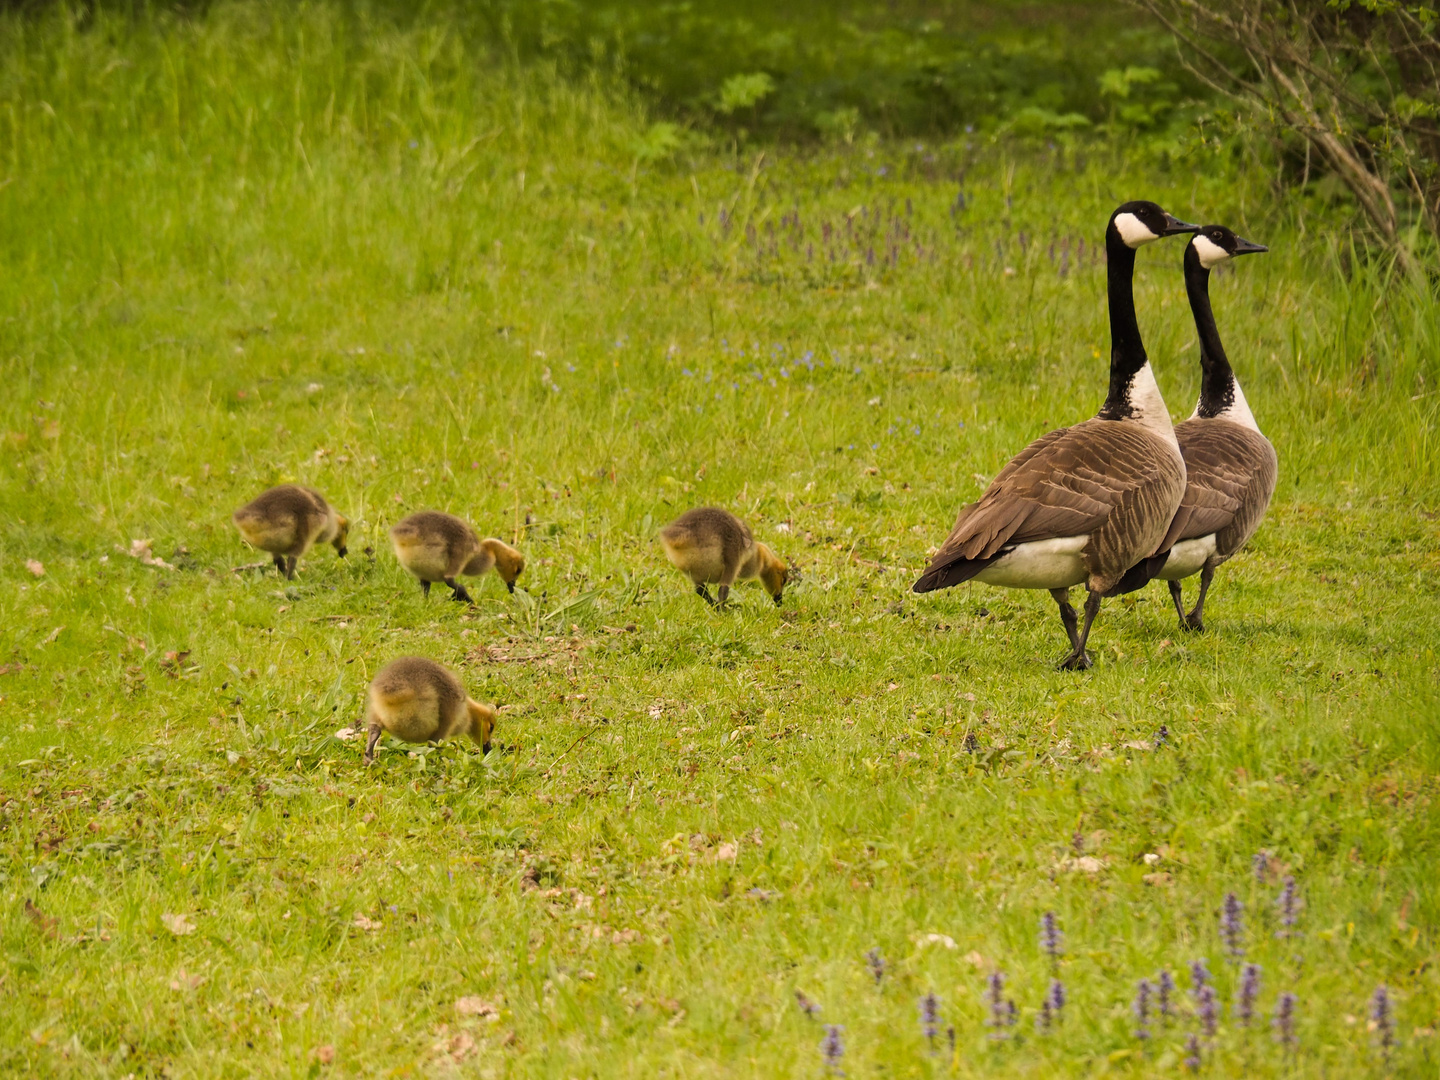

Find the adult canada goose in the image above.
[
  {"left": 912, "top": 201, "right": 1197, "bottom": 669},
  {"left": 232, "top": 484, "right": 348, "bottom": 579},
  {"left": 1127, "top": 225, "right": 1275, "bottom": 631}
]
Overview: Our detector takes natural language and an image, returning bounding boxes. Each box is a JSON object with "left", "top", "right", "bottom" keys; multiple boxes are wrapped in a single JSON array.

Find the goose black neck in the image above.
[
  {"left": 1098, "top": 226, "right": 1146, "bottom": 420},
  {"left": 1184, "top": 243, "right": 1236, "bottom": 418}
]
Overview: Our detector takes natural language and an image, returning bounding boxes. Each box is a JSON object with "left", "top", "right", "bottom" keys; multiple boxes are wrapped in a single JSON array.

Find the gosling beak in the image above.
[
  {"left": 481, "top": 741, "right": 492, "bottom": 755},
  {"left": 773, "top": 594, "right": 783, "bottom": 607},
  {"left": 1232, "top": 236, "right": 1268, "bottom": 256},
  {"left": 506, "top": 581, "right": 515, "bottom": 594},
  {"left": 337, "top": 547, "right": 348, "bottom": 558},
  {"left": 1162, "top": 213, "right": 1201, "bottom": 236}
]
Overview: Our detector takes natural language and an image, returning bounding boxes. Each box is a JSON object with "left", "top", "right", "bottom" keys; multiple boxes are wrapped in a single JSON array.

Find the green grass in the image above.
[{"left": 2, "top": 4, "right": 1438, "bottom": 1076}]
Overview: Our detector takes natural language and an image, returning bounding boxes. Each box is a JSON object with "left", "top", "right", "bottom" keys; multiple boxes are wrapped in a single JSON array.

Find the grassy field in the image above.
[{"left": 2, "top": 4, "right": 1438, "bottom": 1077}]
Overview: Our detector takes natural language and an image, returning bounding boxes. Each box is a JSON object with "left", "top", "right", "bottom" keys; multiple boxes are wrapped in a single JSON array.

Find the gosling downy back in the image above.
[
  {"left": 232, "top": 484, "right": 348, "bottom": 579},
  {"left": 363, "top": 656, "right": 497, "bottom": 763},
  {"left": 660, "top": 507, "right": 789, "bottom": 607}
]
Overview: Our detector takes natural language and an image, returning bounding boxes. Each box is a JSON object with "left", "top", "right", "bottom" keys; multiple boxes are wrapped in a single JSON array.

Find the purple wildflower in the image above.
[
  {"left": 1184, "top": 1032, "right": 1202, "bottom": 1071},
  {"left": 1039, "top": 911, "right": 1064, "bottom": 969},
  {"left": 919, "top": 992, "right": 940, "bottom": 1052},
  {"left": 1272, "top": 991, "right": 1297, "bottom": 1048},
  {"left": 1276, "top": 876, "right": 1300, "bottom": 938},
  {"left": 1252, "top": 850, "right": 1269, "bottom": 883},
  {"left": 985, "top": 971, "right": 1014, "bottom": 1039},
  {"left": 1133, "top": 978, "right": 1153, "bottom": 1040},
  {"left": 1190, "top": 958, "right": 1212, "bottom": 992},
  {"left": 1037, "top": 978, "right": 1065, "bottom": 1031},
  {"left": 1071, "top": 829, "right": 1085, "bottom": 855},
  {"left": 1157, "top": 969, "right": 1175, "bottom": 1023},
  {"left": 1220, "top": 893, "right": 1245, "bottom": 960},
  {"left": 1370, "top": 985, "right": 1395, "bottom": 1057},
  {"left": 820, "top": 1024, "right": 846, "bottom": 1073},
  {"left": 865, "top": 947, "right": 887, "bottom": 986},
  {"left": 795, "top": 990, "right": 821, "bottom": 1018},
  {"left": 1196, "top": 984, "right": 1219, "bottom": 1039},
  {"left": 1235, "top": 963, "right": 1261, "bottom": 1027},
  {"left": 1154, "top": 724, "right": 1169, "bottom": 749}
]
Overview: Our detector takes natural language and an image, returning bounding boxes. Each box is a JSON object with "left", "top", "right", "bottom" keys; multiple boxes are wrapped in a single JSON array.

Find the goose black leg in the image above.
[
  {"left": 716, "top": 584, "right": 731, "bottom": 608},
  {"left": 445, "top": 577, "right": 474, "bottom": 604},
  {"left": 363, "top": 723, "right": 383, "bottom": 765},
  {"left": 1168, "top": 580, "right": 1187, "bottom": 625},
  {"left": 695, "top": 584, "right": 718, "bottom": 607},
  {"left": 1050, "top": 588, "right": 1081, "bottom": 654},
  {"left": 1184, "top": 566, "right": 1214, "bottom": 632},
  {"left": 285, "top": 556, "right": 298, "bottom": 580},
  {"left": 272, "top": 555, "right": 287, "bottom": 576},
  {"left": 1057, "top": 590, "right": 1102, "bottom": 671}
]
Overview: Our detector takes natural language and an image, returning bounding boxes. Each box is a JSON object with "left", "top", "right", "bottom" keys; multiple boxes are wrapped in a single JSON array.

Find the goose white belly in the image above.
[
  {"left": 975, "top": 535, "right": 1089, "bottom": 590},
  {"left": 1156, "top": 535, "right": 1217, "bottom": 580}
]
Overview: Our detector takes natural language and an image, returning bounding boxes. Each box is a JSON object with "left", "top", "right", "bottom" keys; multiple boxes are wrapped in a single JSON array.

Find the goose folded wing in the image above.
[{"left": 916, "top": 422, "right": 1170, "bottom": 590}]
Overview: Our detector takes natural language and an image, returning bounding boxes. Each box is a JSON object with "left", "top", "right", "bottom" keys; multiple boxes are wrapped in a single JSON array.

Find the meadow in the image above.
[{"left": 1, "top": 3, "right": 1438, "bottom": 1076}]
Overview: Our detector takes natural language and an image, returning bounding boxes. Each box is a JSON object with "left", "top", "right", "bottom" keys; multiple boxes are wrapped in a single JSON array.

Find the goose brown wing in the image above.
[
  {"left": 915, "top": 420, "right": 1178, "bottom": 592},
  {"left": 1164, "top": 419, "right": 1277, "bottom": 556}
]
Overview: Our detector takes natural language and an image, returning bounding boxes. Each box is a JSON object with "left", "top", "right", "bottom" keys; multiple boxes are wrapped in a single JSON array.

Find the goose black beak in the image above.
[
  {"left": 1233, "top": 236, "right": 1268, "bottom": 256},
  {"left": 773, "top": 594, "right": 783, "bottom": 607},
  {"left": 506, "top": 581, "right": 515, "bottom": 594},
  {"left": 482, "top": 741, "right": 492, "bottom": 755},
  {"left": 1162, "top": 213, "right": 1201, "bottom": 236},
  {"left": 337, "top": 547, "right": 348, "bottom": 558}
]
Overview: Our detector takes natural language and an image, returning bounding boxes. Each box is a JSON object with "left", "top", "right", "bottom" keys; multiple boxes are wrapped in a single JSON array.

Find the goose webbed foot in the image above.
[
  {"left": 1057, "top": 647, "right": 1093, "bottom": 671},
  {"left": 1182, "top": 612, "right": 1206, "bottom": 633}
]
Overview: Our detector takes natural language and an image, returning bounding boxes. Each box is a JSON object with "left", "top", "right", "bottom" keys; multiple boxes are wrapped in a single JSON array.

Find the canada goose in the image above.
[
  {"left": 232, "top": 484, "right": 348, "bottom": 579},
  {"left": 1128, "top": 225, "right": 1275, "bottom": 631},
  {"left": 659, "top": 507, "right": 789, "bottom": 607},
  {"left": 362, "top": 656, "right": 497, "bottom": 764},
  {"left": 912, "top": 201, "right": 1197, "bottom": 669},
  {"left": 390, "top": 511, "right": 524, "bottom": 602}
]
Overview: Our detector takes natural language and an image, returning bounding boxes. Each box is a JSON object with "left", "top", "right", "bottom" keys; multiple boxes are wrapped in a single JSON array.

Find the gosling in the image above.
[
  {"left": 362, "top": 656, "right": 497, "bottom": 764},
  {"left": 659, "top": 507, "right": 789, "bottom": 608},
  {"left": 390, "top": 511, "right": 524, "bottom": 603},
  {"left": 232, "top": 484, "right": 348, "bottom": 579}
]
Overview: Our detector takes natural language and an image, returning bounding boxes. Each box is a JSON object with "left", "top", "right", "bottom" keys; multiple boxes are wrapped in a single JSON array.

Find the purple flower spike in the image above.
[
  {"left": 820, "top": 1024, "right": 846, "bottom": 1074},
  {"left": 1220, "top": 892, "right": 1245, "bottom": 961},
  {"left": 919, "top": 992, "right": 940, "bottom": 1052},
  {"left": 1276, "top": 876, "right": 1301, "bottom": 938},
  {"left": 1235, "top": 963, "right": 1261, "bottom": 1028},
  {"left": 1039, "top": 911, "right": 1064, "bottom": 968},
  {"left": 1133, "top": 978, "right": 1153, "bottom": 1041},
  {"left": 1154, "top": 724, "right": 1169, "bottom": 749},
  {"left": 1370, "top": 985, "right": 1395, "bottom": 1058},
  {"left": 1196, "top": 984, "right": 1219, "bottom": 1039},
  {"left": 1071, "top": 829, "right": 1085, "bottom": 855},
  {"left": 865, "top": 947, "right": 887, "bottom": 986},
  {"left": 1190, "top": 958, "right": 1212, "bottom": 992},
  {"left": 1272, "top": 991, "right": 1297, "bottom": 1047},
  {"left": 985, "top": 971, "right": 1011, "bottom": 1039},
  {"left": 1184, "top": 1032, "right": 1202, "bottom": 1071},
  {"left": 1252, "top": 850, "right": 1269, "bottom": 882},
  {"left": 1157, "top": 969, "right": 1175, "bottom": 1023},
  {"left": 795, "top": 990, "right": 821, "bottom": 1018}
]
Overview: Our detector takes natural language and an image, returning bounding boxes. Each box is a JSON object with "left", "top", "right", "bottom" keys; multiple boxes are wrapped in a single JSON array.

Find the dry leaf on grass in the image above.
[
  {"left": 352, "top": 914, "right": 383, "bottom": 932},
  {"left": 24, "top": 559, "right": 44, "bottom": 577},
  {"left": 1143, "top": 871, "right": 1175, "bottom": 887},
  {"left": 314, "top": 1045, "right": 335, "bottom": 1065},
  {"left": 917, "top": 932, "right": 957, "bottom": 949},
  {"left": 161, "top": 912, "right": 195, "bottom": 935},
  {"left": 169, "top": 968, "right": 206, "bottom": 991},
  {"left": 715, "top": 842, "right": 738, "bottom": 862}
]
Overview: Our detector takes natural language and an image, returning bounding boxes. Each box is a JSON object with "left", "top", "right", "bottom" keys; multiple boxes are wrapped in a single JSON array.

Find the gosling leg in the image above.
[
  {"left": 420, "top": 580, "right": 431, "bottom": 599},
  {"left": 445, "top": 577, "right": 474, "bottom": 604},
  {"left": 716, "top": 584, "right": 731, "bottom": 608},
  {"left": 272, "top": 555, "right": 287, "bottom": 576},
  {"left": 285, "top": 556, "right": 298, "bottom": 580},
  {"left": 695, "top": 584, "right": 718, "bottom": 607},
  {"left": 363, "top": 723, "right": 383, "bottom": 765}
]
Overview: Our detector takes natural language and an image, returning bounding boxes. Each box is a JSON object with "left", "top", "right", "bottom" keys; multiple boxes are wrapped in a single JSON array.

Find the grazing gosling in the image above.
[
  {"left": 660, "top": 507, "right": 789, "bottom": 608},
  {"left": 362, "top": 656, "right": 497, "bottom": 764},
  {"left": 232, "top": 484, "right": 348, "bottom": 579},
  {"left": 390, "top": 511, "right": 525, "bottom": 602}
]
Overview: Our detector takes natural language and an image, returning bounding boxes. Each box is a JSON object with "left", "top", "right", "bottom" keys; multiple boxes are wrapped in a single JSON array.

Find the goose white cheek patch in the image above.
[
  {"left": 1194, "top": 234, "right": 1230, "bottom": 268},
  {"left": 1113, "top": 212, "right": 1159, "bottom": 248}
]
